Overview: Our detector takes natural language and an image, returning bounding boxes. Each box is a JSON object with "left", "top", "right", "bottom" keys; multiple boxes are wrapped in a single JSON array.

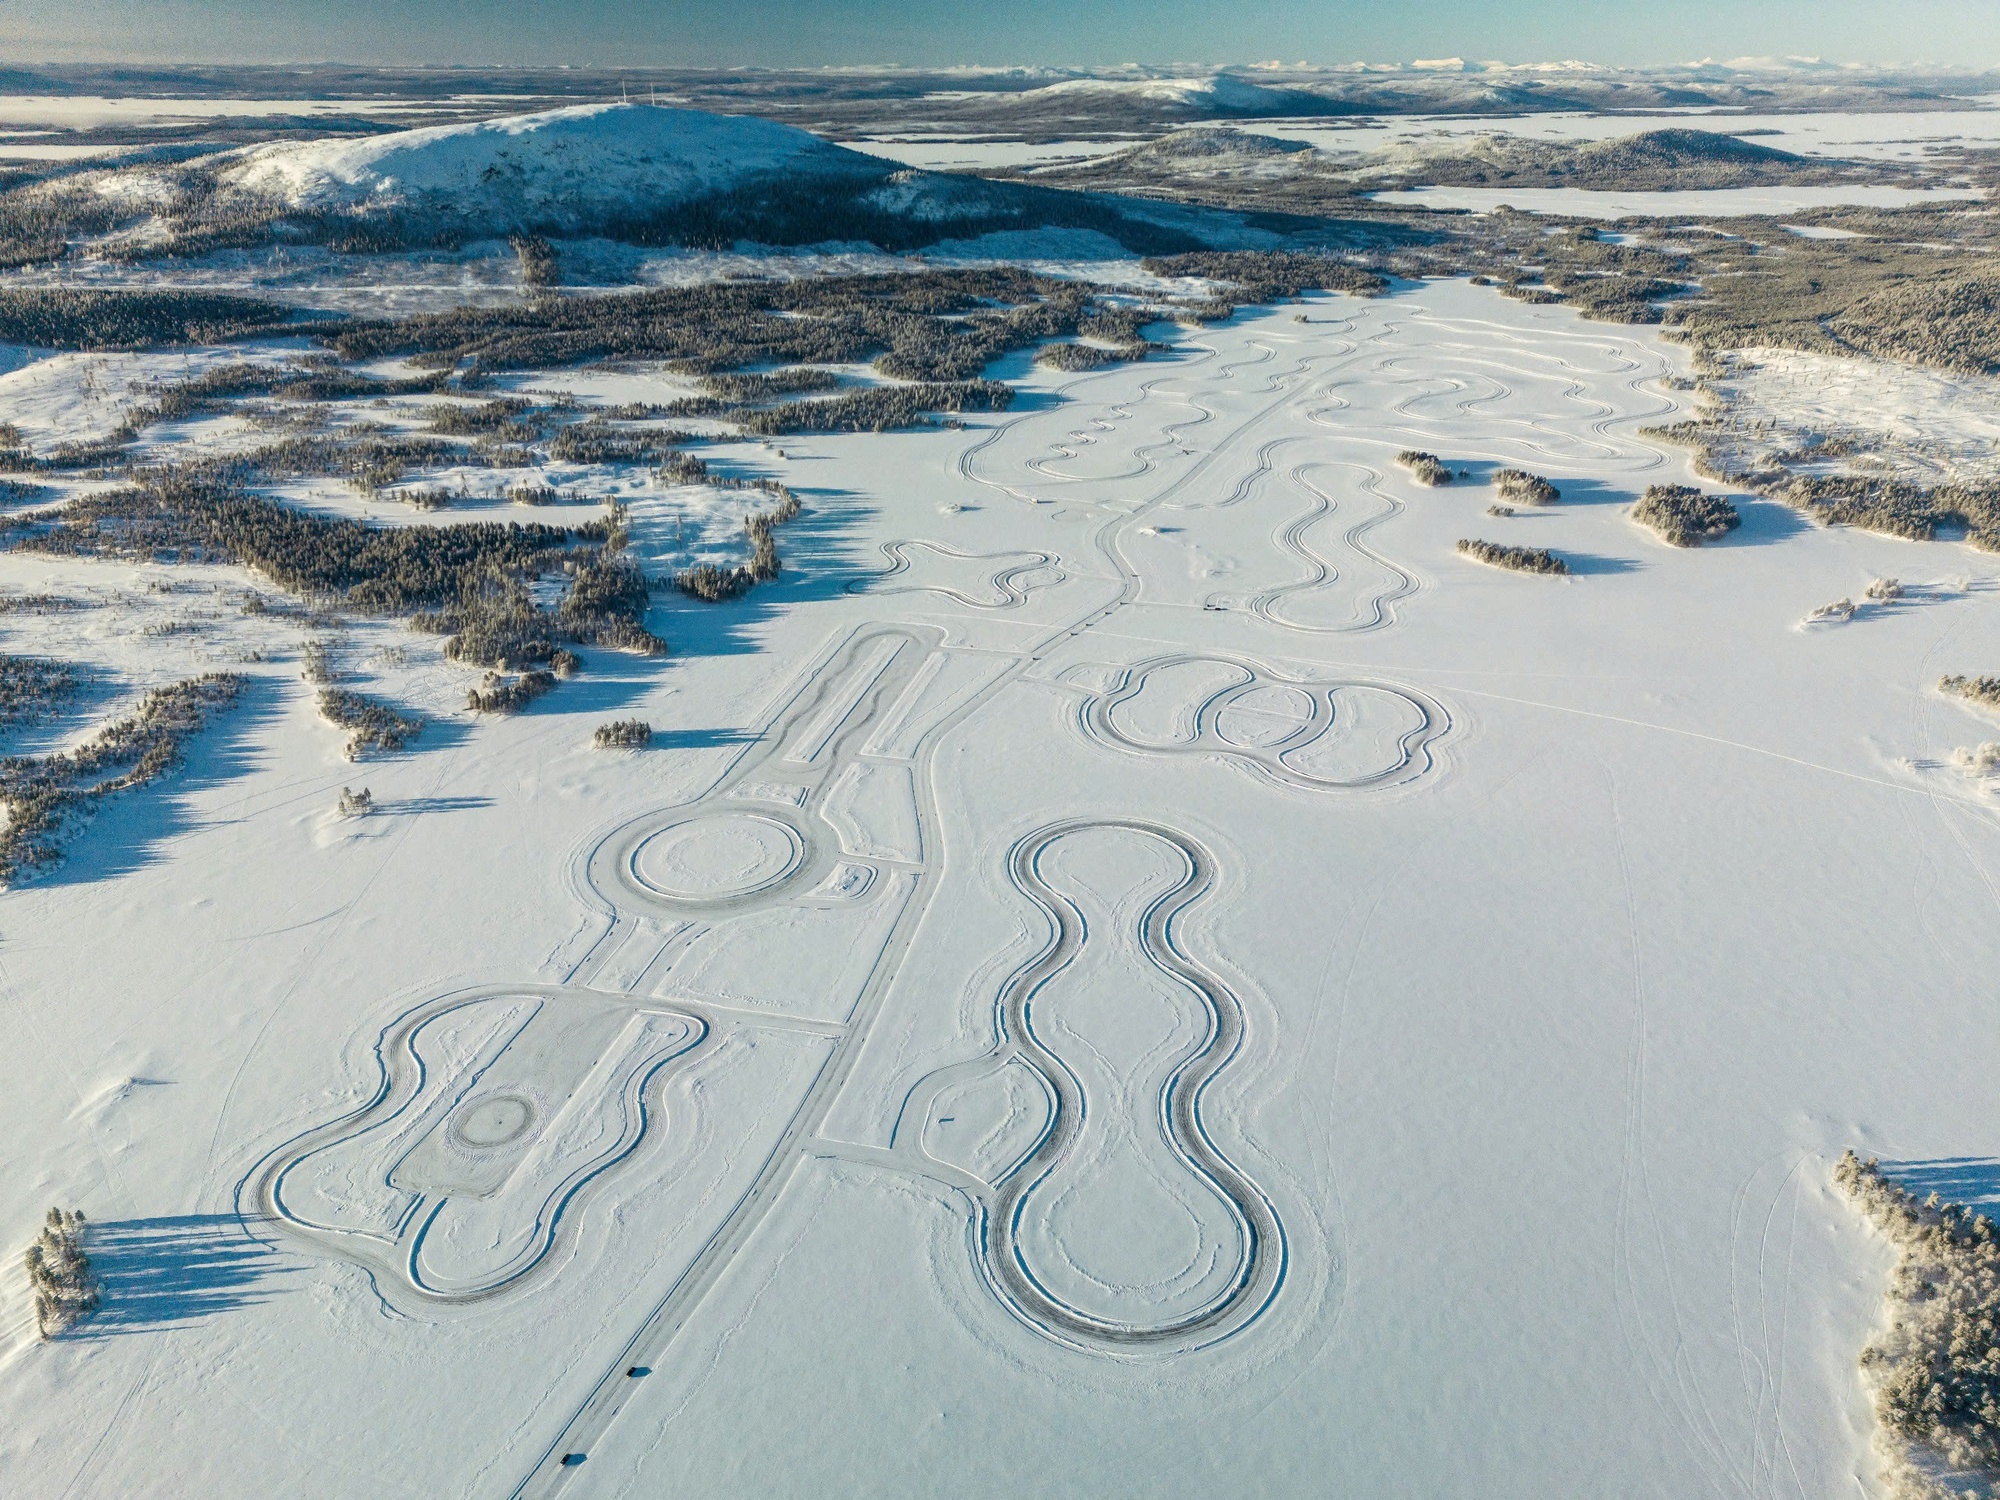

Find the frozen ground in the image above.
[{"left": 3, "top": 278, "right": 2000, "bottom": 1499}]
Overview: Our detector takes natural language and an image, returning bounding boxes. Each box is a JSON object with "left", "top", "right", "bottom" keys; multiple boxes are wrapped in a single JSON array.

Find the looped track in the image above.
[{"left": 975, "top": 819, "right": 1284, "bottom": 1354}]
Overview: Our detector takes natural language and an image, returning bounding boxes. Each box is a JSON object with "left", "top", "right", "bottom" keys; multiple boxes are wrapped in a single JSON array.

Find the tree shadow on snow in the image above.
[
  {"left": 502, "top": 481, "right": 875, "bottom": 738},
  {"left": 1724, "top": 495, "right": 1812, "bottom": 546},
  {"left": 1515, "top": 478, "right": 1810, "bottom": 549},
  {"left": 73, "top": 1214, "right": 296, "bottom": 1335},
  {"left": 638, "top": 485, "right": 875, "bottom": 669},
  {"left": 28, "top": 674, "right": 287, "bottom": 891},
  {"left": 373, "top": 794, "right": 493, "bottom": 816},
  {"left": 1881, "top": 1158, "right": 2000, "bottom": 1218},
  {"left": 644, "top": 727, "right": 760, "bottom": 751},
  {"left": 1526, "top": 476, "right": 1628, "bottom": 509},
  {"left": 1559, "top": 551, "right": 1643, "bottom": 576}
]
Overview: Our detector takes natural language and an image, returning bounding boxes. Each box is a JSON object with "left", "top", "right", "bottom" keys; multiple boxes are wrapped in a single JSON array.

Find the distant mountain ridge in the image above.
[
  {"left": 57, "top": 102, "right": 1228, "bottom": 261},
  {"left": 1372, "top": 127, "right": 1870, "bottom": 192}
]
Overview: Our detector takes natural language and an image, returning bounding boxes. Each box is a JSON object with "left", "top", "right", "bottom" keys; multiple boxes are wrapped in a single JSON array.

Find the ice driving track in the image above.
[
  {"left": 977, "top": 820, "right": 1283, "bottom": 1353},
  {"left": 508, "top": 325, "right": 1369, "bottom": 1496},
  {"left": 244, "top": 288, "right": 1680, "bottom": 1496}
]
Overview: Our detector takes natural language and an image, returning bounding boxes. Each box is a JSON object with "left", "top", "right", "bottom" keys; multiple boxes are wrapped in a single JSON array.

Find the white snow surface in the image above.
[
  {"left": 1247, "top": 105, "right": 2000, "bottom": 161},
  {"left": 222, "top": 102, "right": 881, "bottom": 220},
  {"left": 1716, "top": 346, "right": 2000, "bottom": 485},
  {"left": 1016, "top": 75, "right": 1296, "bottom": 111},
  {"left": 1372, "top": 183, "right": 1985, "bottom": 216},
  {"left": 4, "top": 281, "right": 2000, "bottom": 1499}
]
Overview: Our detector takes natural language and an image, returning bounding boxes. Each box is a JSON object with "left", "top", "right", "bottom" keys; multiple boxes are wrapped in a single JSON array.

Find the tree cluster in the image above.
[
  {"left": 1456, "top": 538, "right": 1569, "bottom": 575},
  {"left": 0, "top": 653, "right": 80, "bottom": 726},
  {"left": 117, "top": 361, "right": 449, "bottom": 437},
  {"left": 24, "top": 1207, "right": 98, "bottom": 1338},
  {"left": 326, "top": 269, "right": 1152, "bottom": 386},
  {"left": 1138, "top": 252, "right": 1387, "bottom": 305},
  {"left": 1397, "top": 450, "right": 1454, "bottom": 486},
  {"left": 317, "top": 688, "right": 424, "bottom": 759},
  {"left": 1941, "top": 675, "right": 2000, "bottom": 713},
  {"left": 1835, "top": 1151, "right": 2000, "bottom": 1500},
  {"left": 421, "top": 395, "right": 541, "bottom": 439},
  {"left": 736, "top": 380, "right": 1012, "bottom": 435},
  {"left": 5, "top": 476, "right": 573, "bottom": 612},
  {"left": 510, "top": 234, "right": 558, "bottom": 287},
  {"left": 1632, "top": 484, "right": 1741, "bottom": 546},
  {"left": 1776, "top": 473, "right": 2000, "bottom": 552},
  {"left": 0, "top": 288, "right": 298, "bottom": 351},
  {"left": 1036, "top": 342, "right": 1139, "bottom": 372},
  {"left": 467, "top": 668, "right": 556, "bottom": 714},
  {"left": 546, "top": 422, "right": 696, "bottom": 465},
  {"left": 1493, "top": 468, "right": 1560, "bottom": 505},
  {"left": 0, "top": 672, "right": 244, "bottom": 881},
  {"left": 697, "top": 368, "right": 841, "bottom": 402},
  {"left": 593, "top": 719, "right": 653, "bottom": 749}
]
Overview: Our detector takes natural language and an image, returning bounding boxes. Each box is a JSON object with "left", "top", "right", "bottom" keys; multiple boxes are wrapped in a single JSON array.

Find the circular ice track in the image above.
[
  {"left": 628, "top": 813, "right": 806, "bottom": 903},
  {"left": 591, "top": 804, "right": 828, "bottom": 917}
]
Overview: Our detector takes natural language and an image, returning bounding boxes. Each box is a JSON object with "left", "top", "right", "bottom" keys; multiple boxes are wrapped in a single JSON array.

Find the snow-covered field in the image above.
[
  {"left": 5, "top": 277, "right": 2000, "bottom": 1498},
  {"left": 1712, "top": 347, "right": 2000, "bottom": 486},
  {"left": 0, "top": 95, "right": 450, "bottom": 128},
  {"left": 847, "top": 135, "right": 1142, "bottom": 171},
  {"left": 1259, "top": 102, "right": 2000, "bottom": 160},
  {"left": 1372, "top": 183, "right": 1985, "bottom": 216}
]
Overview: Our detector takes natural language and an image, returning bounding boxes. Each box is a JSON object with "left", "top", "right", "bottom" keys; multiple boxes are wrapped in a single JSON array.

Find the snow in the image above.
[
  {"left": 2, "top": 277, "right": 1998, "bottom": 1497},
  {"left": 1715, "top": 346, "right": 2000, "bottom": 485},
  {"left": 0, "top": 96, "right": 445, "bottom": 128},
  {"left": 0, "top": 343, "right": 311, "bottom": 447},
  {"left": 847, "top": 136, "right": 1141, "bottom": 171},
  {"left": 0, "top": 144, "right": 145, "bottom": 162},
  {"left": 222, "top": 102, "right": 881, "bottom": 222},
  {"left": 1009, "top": 75, "right": 1298, "bottom": 112},
  {"left": 1256, "top": 105, "right": 2000, "bottom": 161},
  {"left": 1371, "top": 183, "right": 1984, "bottom": 216}
]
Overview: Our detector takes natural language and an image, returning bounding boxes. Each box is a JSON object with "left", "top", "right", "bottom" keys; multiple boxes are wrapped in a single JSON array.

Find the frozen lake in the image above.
[
  {"left": 6, "top": 279, "right": 1999, "bottom": 1498},
  {"left": 1258, "top": 101, "right": 2000, "bottom": 160}
]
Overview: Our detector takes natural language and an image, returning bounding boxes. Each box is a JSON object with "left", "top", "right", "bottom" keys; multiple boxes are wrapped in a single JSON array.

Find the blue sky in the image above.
[{"left": 2, "top": 0, "right": 1998, "bottom": 69}]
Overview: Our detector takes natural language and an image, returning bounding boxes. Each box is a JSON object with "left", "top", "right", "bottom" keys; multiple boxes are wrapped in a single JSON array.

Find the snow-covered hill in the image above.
[
  {"left": 220, "top": 101, "right": 893, "bottom": 228},
  {"left": 987, "top": 73, "right": 1337, "bottom": 118}
]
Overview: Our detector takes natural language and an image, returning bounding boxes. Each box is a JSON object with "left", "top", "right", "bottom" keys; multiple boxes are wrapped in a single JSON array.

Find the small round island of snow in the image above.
[{"left": 221, "top": 101, "right": 895, "bottom": 235}]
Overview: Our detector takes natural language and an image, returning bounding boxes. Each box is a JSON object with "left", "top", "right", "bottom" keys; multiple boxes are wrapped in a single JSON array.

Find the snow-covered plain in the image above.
[
  {"left": 5, "top": 278, "right": 2000, "bottom": 1500},
  {"left": 0, "top": 95, "right": 450, "bottom": 128},
  {"left": 848, "top": 136, "right": 1143, "bottom": 171},
  {"left": 1257, "top": 103, "right": 2000, "bottom": 161},
  {"left": 1371, "top": 183, "right": 1985, "bottom": 216}
]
